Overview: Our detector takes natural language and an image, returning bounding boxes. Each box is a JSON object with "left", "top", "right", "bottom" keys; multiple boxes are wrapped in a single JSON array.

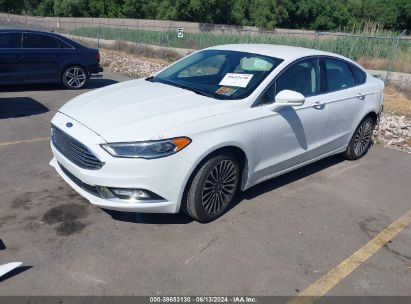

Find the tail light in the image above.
[{"left": 96, "top": 51, "right": 100, "bottom": 62}]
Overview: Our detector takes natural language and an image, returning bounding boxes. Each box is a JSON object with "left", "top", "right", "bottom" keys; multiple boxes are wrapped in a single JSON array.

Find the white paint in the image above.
[{"left": 0, "top": 262, "right": 22, "bottom": 278}]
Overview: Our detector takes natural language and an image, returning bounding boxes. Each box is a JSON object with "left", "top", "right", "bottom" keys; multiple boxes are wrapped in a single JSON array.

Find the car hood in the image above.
[{"left": 59, "top": 79, "right": 239, "bottom": 142}]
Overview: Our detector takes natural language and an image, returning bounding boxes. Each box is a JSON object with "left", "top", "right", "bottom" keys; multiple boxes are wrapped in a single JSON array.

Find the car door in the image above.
[
  {"left": 22, "top": 32, "right": 61, "bottom": 82},
  {"left": 0, "top": 32, "right": 25, "bottom": 83},
  {"left": 319, "top": 57, "right": 368, "bottom": 151},
  {"left": 255, "top": 57, "right": 329, "bottom": 181}
]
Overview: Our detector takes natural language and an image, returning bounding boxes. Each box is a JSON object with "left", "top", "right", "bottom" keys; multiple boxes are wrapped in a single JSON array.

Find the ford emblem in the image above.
[{"left": 66, "top": 122, "right": 73, "bottom": 128}]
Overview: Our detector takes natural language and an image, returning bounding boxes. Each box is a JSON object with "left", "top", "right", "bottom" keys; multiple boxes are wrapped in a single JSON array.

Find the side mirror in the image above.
[{"left": 268, "top": 90, "right": 305, "bottom": 111}]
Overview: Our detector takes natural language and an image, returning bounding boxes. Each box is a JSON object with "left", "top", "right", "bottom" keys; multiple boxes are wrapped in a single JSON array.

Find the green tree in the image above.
[
  {"left": 231, "top": 0, "right": 252, "bottom": 26},
  {"left": 2, "top": 0, "right": 409, "bottom": 31},
  {"left": 395, "top": 0, "right": 411, "bottom": 30},
  {"left": 122, "top": 0, "right": 146, "bottom": 18},
  {"left": 33, "top": 0, "right": 54, "bottom": 16},
  {"left": 53, "top": 0, "right": 89, "bottom": 17},
  {"left": 0, "top": 0, "right": 25, "bottom": 13},
  {"left": 88, "top": 0, "right": 124, "bottom": 18},
  {"left": 250, "top": 0, "right": 279, "bottom": 30}
]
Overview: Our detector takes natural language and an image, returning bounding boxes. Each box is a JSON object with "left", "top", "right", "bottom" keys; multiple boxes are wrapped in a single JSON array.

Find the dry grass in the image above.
[
  {"left": 358, "top": 57, "right": 389, "bottom": 70},
  {"left": 383, "top": 85, "right": 411, "bottom": 117},
  {"left": 358, "top": 55, "right": 411, "bottom": 73},
  {"left": 113, "top": 40, "right": 181, "bottom": 61}
]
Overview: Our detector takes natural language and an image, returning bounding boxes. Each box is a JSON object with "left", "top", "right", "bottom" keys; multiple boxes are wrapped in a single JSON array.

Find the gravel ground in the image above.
[
  {"left": 375, "top": 113, "right": 411, "bottom": 153},
  {"left": 100, "top": 49, "right": 411, "bottom": 153},
  {"left": 101, "top": 49, "right": 167, "bottom": 77}
]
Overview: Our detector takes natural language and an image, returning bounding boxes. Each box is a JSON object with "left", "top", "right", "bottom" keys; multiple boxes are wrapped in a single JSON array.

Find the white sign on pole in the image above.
[{"left": 177, "top": 28, "right": 184, "bottom": 38}]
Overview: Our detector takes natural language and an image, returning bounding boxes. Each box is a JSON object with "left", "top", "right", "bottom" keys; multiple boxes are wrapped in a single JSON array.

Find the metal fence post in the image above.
[
  {"left": 97, "top": 22, "right": 101, "bottom": 48},
  {"left": 385, "top": 29, "right": 406, "bottom": 83},
  {"left": 312, "top": 31, "right": 319, "bottom": 48}
]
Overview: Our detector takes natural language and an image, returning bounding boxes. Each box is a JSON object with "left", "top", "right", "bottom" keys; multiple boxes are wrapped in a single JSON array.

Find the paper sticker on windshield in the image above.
[
  {"left": 219, "top": 73, "right": 253, "bottom": 88},
  {"left": 215, "top": 86, "right": 238, "bottom": 96}
]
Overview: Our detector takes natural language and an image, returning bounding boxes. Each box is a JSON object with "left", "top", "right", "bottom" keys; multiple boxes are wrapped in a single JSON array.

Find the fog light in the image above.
[
  {"left": 110, "top": 188, "right": 151, "bottom": 201},
  {"left": 97, "top": 186, "right": 116, "bottom": 199}
]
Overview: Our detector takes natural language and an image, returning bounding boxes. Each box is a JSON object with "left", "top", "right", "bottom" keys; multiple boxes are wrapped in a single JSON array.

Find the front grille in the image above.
[
  {"left": 59, "top": 162, "right": 101, "bottom": 197},
  {"left": 51, "top": 125, "right": 103, "bottom": 170}
]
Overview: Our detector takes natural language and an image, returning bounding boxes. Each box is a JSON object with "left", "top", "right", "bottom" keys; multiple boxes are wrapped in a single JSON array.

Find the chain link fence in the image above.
[{"left": 1, "top": 12, "right": 409, "bottom": 84}]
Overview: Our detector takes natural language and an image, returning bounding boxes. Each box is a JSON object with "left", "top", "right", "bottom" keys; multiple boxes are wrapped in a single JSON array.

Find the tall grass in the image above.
[{"left": 71, "top": 24, "right": 410, "bottom": 72}]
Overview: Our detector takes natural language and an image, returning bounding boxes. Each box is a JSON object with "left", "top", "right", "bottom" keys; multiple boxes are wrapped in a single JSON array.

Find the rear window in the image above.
[
  {"left": 323, "top": 58, "right": 356, "bottom": 92},
  {"left": 350, "top": 64, "right": 367, "bottom": 84},
  {"left": 23, "top": 33, "right": 60, "bottom": 48},
  {"left": 0, "top": 33, "right": 21, "bottom": 48},
  {"left": 59, "top": 40, "right": 72, "bottom": 49}
]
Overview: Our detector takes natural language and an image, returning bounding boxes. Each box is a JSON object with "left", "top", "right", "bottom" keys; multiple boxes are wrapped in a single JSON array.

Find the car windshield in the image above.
[{"left": 147, "top": 50, "right": 282, "bottom": 100}]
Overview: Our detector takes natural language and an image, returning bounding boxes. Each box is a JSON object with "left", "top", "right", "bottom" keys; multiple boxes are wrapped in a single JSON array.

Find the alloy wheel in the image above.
[
  {"left": 64, "top": 67, "right": 86, "bottom": 89},
  {"left": 353, "top": 119, "right": 373, "bottom": 156},
  {"left": 201, "top": 159, "right": 237, "bottom": 215}
]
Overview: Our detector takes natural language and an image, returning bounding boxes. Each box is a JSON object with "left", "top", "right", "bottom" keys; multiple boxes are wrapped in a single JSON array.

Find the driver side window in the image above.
[{"left": 261, "top": 58, "right": 319, "bottom": 104}]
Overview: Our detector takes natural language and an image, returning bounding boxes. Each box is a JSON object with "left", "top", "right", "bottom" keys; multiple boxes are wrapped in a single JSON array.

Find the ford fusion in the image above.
[{"left": 50, "top": 44, "right": 384, "bottom": 222}]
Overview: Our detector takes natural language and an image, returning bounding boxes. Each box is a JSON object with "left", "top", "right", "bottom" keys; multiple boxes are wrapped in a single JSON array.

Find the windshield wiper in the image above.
[
  {"left": 150, "top": 78, "right": 215, "bottom": 98},
  {"left": 170, "top": 83, "right": 214, "bottom": 98},
  {"left": 186, "top": 87, "right": 214, "bottom": 98}
]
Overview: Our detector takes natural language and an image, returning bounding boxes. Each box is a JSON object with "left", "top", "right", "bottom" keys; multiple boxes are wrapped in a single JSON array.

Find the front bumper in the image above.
[
  {"left": 50, "top": 112, "right": 193, "bottom": 213},
  {"left": 50, "top": 158, "right": 178, "bottom": 213}
]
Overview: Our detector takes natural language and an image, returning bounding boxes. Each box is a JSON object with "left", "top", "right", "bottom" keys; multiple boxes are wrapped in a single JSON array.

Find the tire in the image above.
[
  {"left": 184, "top": 153, "right": 240, "bottom": 222},
  {"left": 343, "top": 116, "right": 375, "bottom": 160},
  {"left": 62, "top": 65, "right": 88, "bottom": 89}
]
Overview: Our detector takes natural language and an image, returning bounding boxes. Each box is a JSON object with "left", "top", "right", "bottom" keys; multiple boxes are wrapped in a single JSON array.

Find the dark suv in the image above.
[{"left": 0, "top": 28, "right": 103, "bottom": 89}]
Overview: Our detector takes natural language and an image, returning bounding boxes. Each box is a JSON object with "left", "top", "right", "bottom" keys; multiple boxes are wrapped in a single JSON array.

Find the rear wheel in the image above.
[
  {"left": 343, "top": 116, "right": 374, "bottom": 160},
  {"left": 184, "top": 153, "right": 240, "bottom": 222},
  {"left": 62, "top": 66, "right": 87, "bottom": 89}
]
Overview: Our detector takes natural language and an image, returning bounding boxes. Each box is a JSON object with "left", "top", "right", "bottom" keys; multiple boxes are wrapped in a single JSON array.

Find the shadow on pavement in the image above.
[
  {"left": 103, "top": 209, "right": 194, "bottom": 225},
  {"left": 0, "top": 97, "right": 49, "bottom": 119},
  {"left": 231, "top": 154, "right": 346, "bottom": 208},
  {"left": 85, "top": 78, "right": 118, "bottom": 89},
  {"left": 0, "top": 78, "right": 118, "bottom": 92},
  {"left": 0, "top": 239, "right": 5, "bottom": 250},
  {"left": 0, "top": 266, "right": 32, "bottom": 283},
  {"left": 103, "top": 154, "right": 345, "bottom": 225}
]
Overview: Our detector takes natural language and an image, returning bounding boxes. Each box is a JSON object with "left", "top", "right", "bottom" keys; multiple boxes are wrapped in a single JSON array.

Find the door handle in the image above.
[
  {"left": 312, "top": 101, "right": 324, "bottom": 108},
  {"left": 357, "top": 93, "right": 365, "bottom": 100}
]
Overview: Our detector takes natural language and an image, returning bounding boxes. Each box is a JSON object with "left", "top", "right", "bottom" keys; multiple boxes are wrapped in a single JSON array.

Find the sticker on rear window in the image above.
[{"left": 219, "top": 73, "right": 253, "bottom": 88}]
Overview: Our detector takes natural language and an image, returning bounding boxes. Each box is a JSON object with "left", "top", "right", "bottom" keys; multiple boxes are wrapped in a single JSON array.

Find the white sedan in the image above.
[{"left": 50, "top": 44, "right": 384, "bottom": 222}]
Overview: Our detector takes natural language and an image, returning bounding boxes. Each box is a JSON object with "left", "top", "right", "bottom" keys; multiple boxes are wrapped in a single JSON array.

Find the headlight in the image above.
[{"left": 101, "top": 137, "right": 191, "bottom": 159}]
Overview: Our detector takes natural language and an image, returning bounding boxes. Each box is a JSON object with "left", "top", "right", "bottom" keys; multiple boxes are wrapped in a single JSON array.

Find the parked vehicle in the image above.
[
  {"left": 50, "top": 44, "right": 384, "bottom": 222},
  {"left": 0, "top": 28, "right": 102, "bottom": 89}
]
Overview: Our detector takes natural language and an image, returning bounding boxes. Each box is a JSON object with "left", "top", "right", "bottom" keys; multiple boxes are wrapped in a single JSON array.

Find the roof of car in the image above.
[
  {"left": 0, "top": 27, "right": 84, "bottom": 47},
  {"left": 1, "top": 28, "right": 54, "bottom": 34},
  {"left": 207, "top": 44, "right": 345, "bottom": 62}
]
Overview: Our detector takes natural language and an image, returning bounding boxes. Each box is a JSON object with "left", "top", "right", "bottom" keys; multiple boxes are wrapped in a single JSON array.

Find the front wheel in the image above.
[
  {"left": 62, "top": 66, "right": 88, "bottom": 89},
  {"left": 343, "top": 116, "right": 375, "bottom": 160},
  {"left": 184, "top": 153, "right": 240, "bottom": 222}
]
